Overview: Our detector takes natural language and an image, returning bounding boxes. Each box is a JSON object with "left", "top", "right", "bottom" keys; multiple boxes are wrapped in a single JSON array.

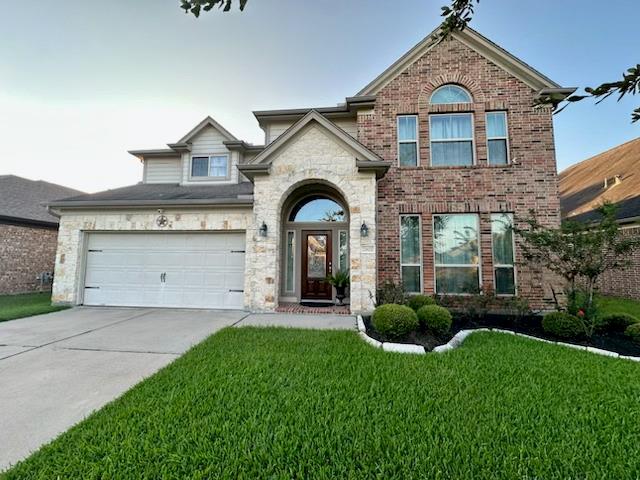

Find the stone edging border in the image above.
[{"left": 356, "top": 315, "right": 640, "bottom": 362}]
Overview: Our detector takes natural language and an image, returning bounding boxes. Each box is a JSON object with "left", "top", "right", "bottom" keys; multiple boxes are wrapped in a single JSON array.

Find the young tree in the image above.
[
  {"left": 515, "top": 203, "right": 640, "bottom": 335},
  {"left": 439, "top": 0, "right": 639, "bottom": 122}
]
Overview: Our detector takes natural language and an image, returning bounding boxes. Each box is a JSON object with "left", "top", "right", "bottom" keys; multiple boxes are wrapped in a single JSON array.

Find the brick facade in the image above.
[
  {"left": 358, "top": 36, "right": 561, "bottom": 309},
  {"left": 596, "top": 226, "right": 640, "bottom": 300},
  {"left": 0, "top": 223, "right": 58, "bottom": 295}
]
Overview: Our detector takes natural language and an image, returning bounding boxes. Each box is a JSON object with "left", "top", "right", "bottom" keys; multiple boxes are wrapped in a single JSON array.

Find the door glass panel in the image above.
[{"left": 307, "top": 234, "right": 327, "bottom": 278}]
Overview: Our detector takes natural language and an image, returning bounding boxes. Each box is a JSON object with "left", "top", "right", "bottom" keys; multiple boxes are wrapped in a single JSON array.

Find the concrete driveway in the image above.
[{"left": 0, "top": 307, "right": 248, "bottom": 471}]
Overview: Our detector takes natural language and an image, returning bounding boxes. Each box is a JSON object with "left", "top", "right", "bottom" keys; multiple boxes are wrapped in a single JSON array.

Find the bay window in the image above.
[
  {"left": 400, "top": 215, "right": 422, "bottom": 293},
  {"left": 429, "top": 114, "right": 474, "bottom": 166},
  {"left": 433, "top": 214, "right": 480, "bottom": 294},
  {"left": 397, "top": 115, "right": 418, "bottom": 166},
  {"left": 491, "top": 213, "right": 516, "bottom": 295},
  {"left": 486, "top": 112, "right": 509, "bottom": 165}
]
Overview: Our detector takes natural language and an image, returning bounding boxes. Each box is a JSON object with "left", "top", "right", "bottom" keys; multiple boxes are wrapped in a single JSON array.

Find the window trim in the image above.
[
  {"left": 432, "top": 213, "right": 482, "bottom": 296},
  {"left": 399, "top": 214, "right": 423, "bottom": 294},
  {"left": 428, "top": 113, "right": 476, "bottom": 167},
  {"left": 430, "top": 84, "right": 473, "bottom": 104},
  {"left": 189, "top": 154, "right": 230, "bottom": 181},
  {"left": 397, "top": 115, "right": 420, "bottom": 167},
  {"left": 490, "top": 213, "right": 517, "bottom": 296},
  {"left": 285, "top": 230, "right": 296, "bottom": 293},
  {"left": 486, "top": 111, "right": 510, "bottom": 166}
]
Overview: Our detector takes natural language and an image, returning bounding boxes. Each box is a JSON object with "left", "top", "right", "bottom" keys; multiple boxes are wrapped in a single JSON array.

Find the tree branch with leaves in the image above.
[
  {"left": 438, "top": 0, "right": 639, "bottom": 122},
  {"left": 180, "top": 0, "right": 247, "bottom": 17}
]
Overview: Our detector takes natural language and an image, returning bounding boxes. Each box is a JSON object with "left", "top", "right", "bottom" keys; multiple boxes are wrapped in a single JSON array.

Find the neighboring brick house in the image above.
[
  {"left": 560, "top": 138, "right": 640, "bottom": 300},
  {"left": 0, "top": 175, "right": 83, "bottom": 295},
  {"left": 48, "top": 27, "right": 573, "bottom": 313}
]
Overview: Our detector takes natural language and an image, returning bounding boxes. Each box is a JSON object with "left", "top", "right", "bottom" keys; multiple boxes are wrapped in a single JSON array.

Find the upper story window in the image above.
[
  {"left": 430, "top": 85, "right": 472, "bottom": 104},
  {"left": 397, "top": 115, "right": 419, "bottom": 166},
  {"left": 429, "top": 113, "right": 474, "bottom": 166},
  {"left": 289, "top": 196, "right": 346, "bottom": 222},
  {"left": 486, "top": 112, "right": 509, "bottom": 165},
  {"left": 191, "top": 154, "right": 229, "bottom": 179}
]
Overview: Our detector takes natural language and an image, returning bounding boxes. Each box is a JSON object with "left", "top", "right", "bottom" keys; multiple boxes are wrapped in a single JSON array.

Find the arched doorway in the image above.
[{"left": 280, "top": 184, "right": 349, "bottom": 305}]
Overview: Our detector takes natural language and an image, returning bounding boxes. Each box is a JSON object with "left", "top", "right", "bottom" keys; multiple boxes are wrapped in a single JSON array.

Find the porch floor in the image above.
[{"left": 275, "top": 302, "right": 351, "bottom": 315}]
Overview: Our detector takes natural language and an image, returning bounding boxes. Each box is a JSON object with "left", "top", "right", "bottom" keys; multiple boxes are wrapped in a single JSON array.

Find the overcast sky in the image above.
[{"left": 0, "top": 0, "right": 637, "bottom": 193}]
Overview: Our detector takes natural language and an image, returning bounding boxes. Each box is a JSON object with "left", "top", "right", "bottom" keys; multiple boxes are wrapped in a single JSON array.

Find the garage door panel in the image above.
[{"left": 83, "top": 232, "right": 245, "bottom": 309}]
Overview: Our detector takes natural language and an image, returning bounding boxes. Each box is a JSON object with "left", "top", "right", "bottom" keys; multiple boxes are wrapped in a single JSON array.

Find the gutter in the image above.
[{"left": 47, "top": 197, "right": 254, "bottom": 209}]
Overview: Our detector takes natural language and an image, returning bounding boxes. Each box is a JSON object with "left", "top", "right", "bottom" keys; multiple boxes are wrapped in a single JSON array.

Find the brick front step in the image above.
[{"left": 275, "top": 303, "right": 351, "bottom": 315}]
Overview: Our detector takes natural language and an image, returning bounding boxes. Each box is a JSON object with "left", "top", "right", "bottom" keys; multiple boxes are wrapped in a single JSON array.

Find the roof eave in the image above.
[
  {"left": 356, "top": 160, "right": 391, "bottom": 179},
  {"left": 236, "top": 164, "right": 270, "bottom": 182},
  {"left": 48, "top": 197, "right": 254, "bottom": 209}
]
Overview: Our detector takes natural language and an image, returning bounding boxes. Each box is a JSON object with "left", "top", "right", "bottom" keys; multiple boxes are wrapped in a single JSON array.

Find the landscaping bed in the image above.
[{"left": 363, "top": 312, "right": 640, "bottom": 356}]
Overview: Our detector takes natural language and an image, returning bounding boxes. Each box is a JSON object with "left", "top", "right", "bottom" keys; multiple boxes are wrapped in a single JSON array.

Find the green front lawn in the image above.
[
  {"left": 598, "top": 295, "right": 640, "bottom": 319},
  {"left": 4, "top": 328, "right": 640, "bottom": 479},
  {"left": 0, "top": 292, "right": 68, "bottom": 323}
]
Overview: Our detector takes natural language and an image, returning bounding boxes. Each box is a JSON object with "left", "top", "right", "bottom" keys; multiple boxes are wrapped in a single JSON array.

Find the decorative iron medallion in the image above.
[{"left": 156, "top": 214, "right": 169, "bottom": 227}]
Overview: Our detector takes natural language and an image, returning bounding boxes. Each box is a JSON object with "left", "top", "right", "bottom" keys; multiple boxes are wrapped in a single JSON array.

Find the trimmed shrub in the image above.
[
  {"left": 602, "top": 313, "right": 639, "bottom": 331},
  {"left": 417, "top": 305, "right": 453, "bottom": 335},
  {"left": 625, "top": 323, "right": 640, "bottom": 344},
  {"left": 406, "top": 294, "right": 436, "bottom": 312},
  {"left": 542, "top": 312, "right": 584, "bottom": 339},
  {"left": 372, "top": 304, "right": 418, "bottom": 339}
]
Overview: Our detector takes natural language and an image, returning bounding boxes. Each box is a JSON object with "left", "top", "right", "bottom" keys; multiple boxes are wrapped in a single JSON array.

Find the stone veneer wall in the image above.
[
  {"left": 357, "top": 35, "right": 561, "bottom": 310},
  {"left": 246, "top": 124, "right": 378, "bottom": 313},
  {"left": 52, "top": 208, "right": 252, "bottom": 305},
  {"left": 0, "top": 223, "right": 58, "bottom": 294}
]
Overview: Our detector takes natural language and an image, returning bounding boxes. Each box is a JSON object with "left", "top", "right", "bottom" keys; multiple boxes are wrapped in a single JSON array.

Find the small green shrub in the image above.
[
  {"left": 406, "top": 294, "right": 436, "bottom": 312},
  {"left": 625, "top": 323, "right": 640, "bottom": 344},
  {"left": 373, "top": 280, "right": 406, "bottom": 306},
  {"left": 602, "top": 313, "right": 639, "bottom": 331},
  {"left": 542, "top": 312, "right": 584, "bottom": 339},
  {"left": 372, "top": 304, "right": 418, "bottom": 338},
  {"left": 417, "top": 305, "right": 452, "bottom": 335}
]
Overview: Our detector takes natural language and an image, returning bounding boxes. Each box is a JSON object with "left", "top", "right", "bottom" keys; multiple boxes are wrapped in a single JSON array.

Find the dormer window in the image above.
[
  {"left": 430, "top": 85, "right": 472, "bottom": 104},
  {"left": 191, "top": 154, "right": 229, "bottom": 179}
]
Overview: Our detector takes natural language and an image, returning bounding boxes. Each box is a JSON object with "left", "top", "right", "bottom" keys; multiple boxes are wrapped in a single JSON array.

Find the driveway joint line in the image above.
[
  {"left": 56, "top": 346, "right": 180, "bottom": 356},
  {"left": 229, "top": 312, "right": 253, "bottom": 328}
]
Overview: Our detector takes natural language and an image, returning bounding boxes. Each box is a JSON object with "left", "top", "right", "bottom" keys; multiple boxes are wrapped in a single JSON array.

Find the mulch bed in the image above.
[{"left": 363, "top": 314, "right": 640, "bottom": 356}]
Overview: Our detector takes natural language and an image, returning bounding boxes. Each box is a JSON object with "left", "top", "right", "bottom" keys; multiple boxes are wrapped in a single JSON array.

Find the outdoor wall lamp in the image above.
[
  {"left": 360, "top": 222, "right": 369, "bottom": 237},
  {"left": 259, "top": 221, "right": 268, "bottom": 237}
]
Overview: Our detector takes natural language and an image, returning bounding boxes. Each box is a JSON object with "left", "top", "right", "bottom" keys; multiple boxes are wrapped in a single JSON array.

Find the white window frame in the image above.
[
  {"left": 429, "top": 84, "right": 473, "bottom": 104},
  {"left": 338, "top": 230, "right": 349, "bottom": 273},
  {"left": 397, "top": 115, "right": 419, "bottom": 167},
  {"left": 399, "top": 214, "right": 423, "bottom": 294},
  {"left": 428, "top": 113, "right": 476, "bottom": 167},
  {"left": 486, "top": 111, "right": 510, "bottom": 165},
  {"left": 285, "top": 230, "right": 296, "bottom": 293},
  {"left": 432, "top": 213, "right": 482, "bottom": 295},
  {"left": 190, "top": 154, "right": 230, "bottom": 180},
  {"left": 490, "top": 213, "right": 517, "bottom": 296}
]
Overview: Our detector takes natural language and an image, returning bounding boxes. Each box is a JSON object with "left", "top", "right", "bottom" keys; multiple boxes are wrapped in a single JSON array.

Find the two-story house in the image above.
[{"left": 48, "top": 27, "right": 573, "bottom": 313}]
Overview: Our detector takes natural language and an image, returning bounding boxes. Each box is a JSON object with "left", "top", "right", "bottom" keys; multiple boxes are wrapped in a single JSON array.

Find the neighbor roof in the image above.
[
  {"left": 48, "top": 182, "right": 254, "bottom": 209},
  {"left": 559, "top": 137, "right": 640, "bottom": 223},
  {"left": 357, "top": 26, "right": 564, "bottom": 96},
  {"left": 0, "top": 175, "right": 83, "bottom": 227}
]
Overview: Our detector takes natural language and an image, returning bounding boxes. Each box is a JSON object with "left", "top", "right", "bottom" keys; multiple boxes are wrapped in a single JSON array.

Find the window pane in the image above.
[
  {"left": 398, "top": 116, "right": 417, "bottom": 141},
  {"left": 430, "top": 85, "right": 472, "bottom": 104},
  {"left": 400, "top": 216, "right": 421, "bottom": 264},
  {"left": 431, "top": 141, "right": 473, "bottom": 166},
  {"left": 491, "top": 213, "right": 514, "bottom": 265},
  {"left": 430, "top": 115, "right": 472, "bottom": 140},
  {"left": 486, "top": 112, "right": 507, "bottom": 137},
  {"left": 191, "top": 157, "right": 209, "bottom": 177},
  {"left": 307, "top": 234, "right": 327, "bottom": 278},
  {"left": 434, "top": 214, "right": 479, "bottom": 265},
  {"left": 286, "top": 232, "right": 295, "bottom": 292},
  {"left": 495, "top": 267, "right": 515, "bottom": 295},
  {"left": 291, "top": 198, "right": 345, "bottom": 222},
  {"left": 209, "top": 156, "right": 227, "bottom": 177},
  {"left": 488, "top": 139, "right": 507, "bottom": 165},
  {"left": 435, "top": 267, "right": 479, "bottom": 294},
  {"left": 402, "top": 266, "right": 421, "bottom": 293},
  {"left": 399, "top": 142, "right": 418, "bottom": 166},
  {"left": 339, "top": 231, "right": 348, "bottom": 272}
]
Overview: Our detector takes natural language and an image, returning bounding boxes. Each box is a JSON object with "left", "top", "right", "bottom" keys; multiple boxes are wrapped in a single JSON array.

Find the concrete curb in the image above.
[{"left": 356, "top": 315, "right": 640, "bottom": 361}]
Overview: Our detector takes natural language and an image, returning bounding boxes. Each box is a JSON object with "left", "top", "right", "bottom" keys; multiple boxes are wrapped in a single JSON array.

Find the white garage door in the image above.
[{"left": 83, "top": 232, "right": 245, "bottom": 309}]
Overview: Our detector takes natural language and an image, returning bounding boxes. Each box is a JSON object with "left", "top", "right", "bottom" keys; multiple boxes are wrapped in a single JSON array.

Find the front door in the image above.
[{"left": 301, "top": 230, "right": 332, "bottom": 300}]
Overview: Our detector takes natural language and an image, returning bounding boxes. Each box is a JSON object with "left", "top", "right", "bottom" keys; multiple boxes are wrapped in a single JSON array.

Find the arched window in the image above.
[
  {"left": 288, "top": 196, "right": 346, "bottom": 222},
  {"left": 430, "top": 85, "right": 472, "bottom": 104}
]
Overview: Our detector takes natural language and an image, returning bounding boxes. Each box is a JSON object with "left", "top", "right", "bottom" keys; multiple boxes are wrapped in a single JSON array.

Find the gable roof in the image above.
[
  {"left": 176, "top": 116, "right": 238, "bottom": 144},
  {"left": 238, "top": 110, "right": 390, "bottom": 180},
  {"left": 357, "top": 26, "right": 563, "bottom": 96},
  {"left": 559, "top": 137, "right": 640, "bottom": 223},
  {"left": 0, "top": 175, "right": 84, "bottom": 226}
]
